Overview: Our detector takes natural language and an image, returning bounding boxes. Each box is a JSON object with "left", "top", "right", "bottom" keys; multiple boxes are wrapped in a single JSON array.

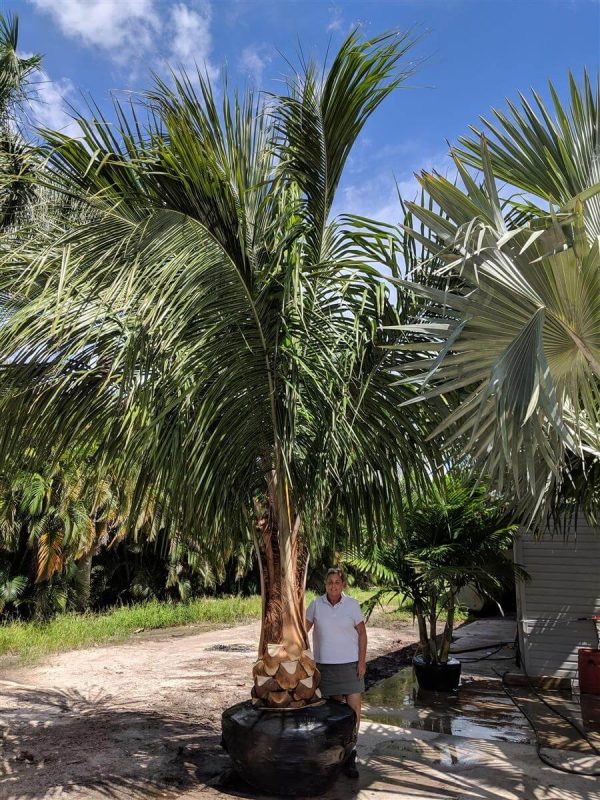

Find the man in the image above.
[{"left": 306, "top": 567, "right": 367, "bottom": 779}]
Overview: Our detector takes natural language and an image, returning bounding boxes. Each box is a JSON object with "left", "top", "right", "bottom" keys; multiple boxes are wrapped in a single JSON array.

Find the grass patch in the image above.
[
  {"left": 0, "top": 587, "right": 413, "bottom": 664},
  {"left": 0, "top": 595, "right": 265, "bottom": 663}
]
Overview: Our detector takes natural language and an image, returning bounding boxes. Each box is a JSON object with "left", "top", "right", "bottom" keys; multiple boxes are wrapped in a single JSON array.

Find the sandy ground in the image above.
[{"left": 0, "top": 620, "right": 418, "bottom": 800}]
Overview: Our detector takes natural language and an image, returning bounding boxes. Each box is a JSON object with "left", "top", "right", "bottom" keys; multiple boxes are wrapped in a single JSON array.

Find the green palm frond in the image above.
[
  {"left": 0, "top": 571, "right": 26, "bottom": 612},
  {"left": 0, "top": 30, "right": 433, "bottom": 557},
  {"left": 274, "top": 30, "right": 416, "bottom": 261},
  {"left": 0, "top": 12, "right": 41, "bottom": 117}
]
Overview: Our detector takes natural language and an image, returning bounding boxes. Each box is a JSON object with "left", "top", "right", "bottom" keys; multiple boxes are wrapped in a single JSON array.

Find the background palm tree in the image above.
[
  {"left": 0, "top": 13, "right": 41, "bottom": 231},
  {"left": 0, "top": 457, "right": 141, "bottom": 616},
  {"left": 0, "top": 32, "right": 438, "bottom": 706}
]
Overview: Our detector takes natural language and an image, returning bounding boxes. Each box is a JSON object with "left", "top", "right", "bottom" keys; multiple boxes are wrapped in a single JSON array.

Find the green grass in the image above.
[
  {"left": 0, "top": 595, "right": 265, "bottom": 663},
  {"left": 0, "top": 587, "right": 419, "bottom": 664}
]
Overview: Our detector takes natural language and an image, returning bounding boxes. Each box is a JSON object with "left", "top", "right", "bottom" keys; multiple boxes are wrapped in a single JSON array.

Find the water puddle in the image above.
[{"left": 364, "top": 666, "right": 532, "bottom": 744}]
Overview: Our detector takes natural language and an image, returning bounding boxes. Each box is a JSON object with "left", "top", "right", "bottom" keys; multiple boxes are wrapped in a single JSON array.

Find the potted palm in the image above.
[
  {"left": 0, "top": 28, "right": 438, "bottom": 795},
  {"left": 349, "top": 477, "right": 524, "bottom": 691}
]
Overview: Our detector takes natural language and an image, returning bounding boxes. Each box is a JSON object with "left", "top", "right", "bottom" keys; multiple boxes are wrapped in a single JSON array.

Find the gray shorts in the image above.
[{"left": 317, "top": 661, "right": 365, "bottom": 696}]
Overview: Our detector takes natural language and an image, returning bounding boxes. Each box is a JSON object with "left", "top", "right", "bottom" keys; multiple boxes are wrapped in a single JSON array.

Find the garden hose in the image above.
[
  {"left": 493, "top": 667, "right": 600, "bottom": 777},
  {"left": 458, "top": 643, "right": 513, "bottom": 663},
  {"left": 450, "top": 640, "right": 515, "bottom": 655}
]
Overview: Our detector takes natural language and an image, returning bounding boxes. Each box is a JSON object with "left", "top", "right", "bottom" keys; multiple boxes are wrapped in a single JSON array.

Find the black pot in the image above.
[
  {"left": 413, "top": 655, "right": 461, "bottom": 691},
  {"left": 221, "top": 700, "right": 356, "bottom": 796}
]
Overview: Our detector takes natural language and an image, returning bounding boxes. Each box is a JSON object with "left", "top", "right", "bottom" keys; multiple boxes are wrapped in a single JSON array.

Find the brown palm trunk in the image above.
[
  {"left": 73, "top": 552, "right": 93, "bottom": 611},
  {"left": 251, "top": 475, "right": 320, "bottom": 708}
]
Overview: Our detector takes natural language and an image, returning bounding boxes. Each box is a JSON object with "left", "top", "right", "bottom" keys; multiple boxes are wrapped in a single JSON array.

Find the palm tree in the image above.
[
  {"left": 0, "top": 32, "right": 437, "bottom": 706},
  {"left": 387, "top": 72, "right": 600, "bottom": 524},
  {"left": 347, "top": 476, "right": 521, "bottom": 664},
  {"left": 0, "top": 458, "right": 127, "bottom": 615},
  {"left": 0, "top": 12, "right": 41, "bottom": 230}
]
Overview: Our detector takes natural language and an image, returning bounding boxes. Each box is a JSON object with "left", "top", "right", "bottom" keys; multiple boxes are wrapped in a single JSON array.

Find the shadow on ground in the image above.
[
  {"left": 204, "top": 721, "right": 598, "bottom": 800},
  {"left": 0, "top": 685, "right": 229, "bottom": 800},
  {"left": 363, "top": 642, "right": 418, "bottom": 692}
]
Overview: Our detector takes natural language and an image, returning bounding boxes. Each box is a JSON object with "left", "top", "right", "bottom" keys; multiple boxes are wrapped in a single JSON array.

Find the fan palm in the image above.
[
  {"left": 0, "top": 32, "right": 437, "bottom": 706},
  {"left": 388, "top": 72, "right": 600, "bottom": 523}
]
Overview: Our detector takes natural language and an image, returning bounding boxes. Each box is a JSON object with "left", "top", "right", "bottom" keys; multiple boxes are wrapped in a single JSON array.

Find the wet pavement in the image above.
[
  {"left": 353, "top": 617, "right": 600, "bottom": 798},
  {"left": 364, "top": 617, "right": 600, "bottom": 753},
  {"left": 364, "top": 669, "right": 532, "bottom": 743}
]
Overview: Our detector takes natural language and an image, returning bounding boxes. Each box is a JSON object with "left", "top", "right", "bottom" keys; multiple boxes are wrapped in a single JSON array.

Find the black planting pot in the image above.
[
  {"left": 221, "top": 700, "right": 356, "bottom": 796},
  {"left": 413, "top": 655, "right": 461, "bottom": 691}
]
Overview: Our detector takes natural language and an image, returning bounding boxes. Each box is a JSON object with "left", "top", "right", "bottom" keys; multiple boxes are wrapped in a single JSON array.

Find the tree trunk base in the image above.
[{"left": 221, "top": 699, "right": 356, "bottom": 796}]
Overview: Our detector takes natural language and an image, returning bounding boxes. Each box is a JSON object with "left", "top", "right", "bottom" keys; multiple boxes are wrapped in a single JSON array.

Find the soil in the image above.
[{"left": 0, "top": 619, "right": 419, "bottom": 800}]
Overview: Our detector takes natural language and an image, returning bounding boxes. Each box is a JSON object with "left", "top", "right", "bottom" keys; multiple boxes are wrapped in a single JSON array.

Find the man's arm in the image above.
[
  {"left": 306, "top": 619, "right": 313, "bottom": 634},
  {"left": 356, "top": 621, "right": 367, "bottom": 677}
]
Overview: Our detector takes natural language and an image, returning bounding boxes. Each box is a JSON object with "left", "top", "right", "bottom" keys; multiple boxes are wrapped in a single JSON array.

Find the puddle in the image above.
[
  {"left": 365, "top": 665, "right": 419, "bottom": 707},
  {"left": 364, "top": 666, "right": 532, "bottom": 744}
]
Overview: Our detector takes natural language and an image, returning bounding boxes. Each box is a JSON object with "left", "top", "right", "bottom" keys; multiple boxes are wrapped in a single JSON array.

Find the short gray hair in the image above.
[{"left": 325, "top": 567, "right": 346, "bottom": 582}]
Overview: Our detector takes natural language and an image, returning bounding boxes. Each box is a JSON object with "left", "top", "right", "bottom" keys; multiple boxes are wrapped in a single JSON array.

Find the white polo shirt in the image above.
[{"left": 306, "top": 593, "right": 364, "bottom": 664}]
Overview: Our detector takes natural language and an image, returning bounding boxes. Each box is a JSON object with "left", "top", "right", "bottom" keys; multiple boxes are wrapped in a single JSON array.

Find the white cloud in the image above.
[
  {"left": 25, "top": 70, "right": 82, "bottom": 137},
  {"left": 239, "top": 44, "right": 274, "bottom": 86},
  {"left": 169, "top": 2, "right": 217, "bottom": 81},
  {"left": 28, "top": 0, "right": 218, "bottom": 81},
  {"left": 327, "top": 5, "right": 344, "bottom": 32},
  {"left": 334, "top": 150, "right": 456, "bottom": 227},
  {"left": 29, "top": 0, "right": 160, "bottom": 64}
]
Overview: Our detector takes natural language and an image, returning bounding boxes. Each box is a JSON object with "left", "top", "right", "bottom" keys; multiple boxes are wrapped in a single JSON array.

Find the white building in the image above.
[{"left": 515, "top": 519, "right": 600, "bottom": 680}]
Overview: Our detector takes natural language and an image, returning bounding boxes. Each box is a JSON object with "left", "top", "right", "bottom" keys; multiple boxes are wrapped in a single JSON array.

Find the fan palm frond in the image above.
[{"left": 394, "top": 101, "right": 600, "bottom": 522}]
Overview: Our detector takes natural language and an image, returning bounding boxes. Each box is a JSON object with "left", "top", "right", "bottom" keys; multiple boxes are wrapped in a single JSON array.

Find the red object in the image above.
[{"left": 578, "top": 648, "right": 600, "bottom": 695}]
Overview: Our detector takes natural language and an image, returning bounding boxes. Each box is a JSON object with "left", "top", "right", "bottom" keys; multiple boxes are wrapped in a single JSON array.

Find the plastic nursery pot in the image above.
[
  {"left": 221, "top": 699, "right": 356, "bottom": 796},
  {"left": 413, "top": 654, "right": 461, "bottom": 692}
]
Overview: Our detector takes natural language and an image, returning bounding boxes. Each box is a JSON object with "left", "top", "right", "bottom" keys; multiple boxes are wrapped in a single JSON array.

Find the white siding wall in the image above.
[{"left": 515, "top": 519, "right": 600, "bottom": 679}]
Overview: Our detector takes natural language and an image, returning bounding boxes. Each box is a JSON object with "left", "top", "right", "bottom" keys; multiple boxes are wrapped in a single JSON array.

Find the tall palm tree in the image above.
[
  {"left": 0, "top": 32, "right": 437, "bottom": 706},
  {"left": 388, "top": 72, "right": 600, "bottom": 524},
  {"left": 0, "top": 12, "right": 41, "bottom": 230}
]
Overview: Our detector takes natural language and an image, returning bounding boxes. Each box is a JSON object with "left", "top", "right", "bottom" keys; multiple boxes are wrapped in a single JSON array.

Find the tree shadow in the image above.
[
  {"left": 3, "top": 671, "right": 596, "bottom": 800},
  {"left": 209, "top": 721, "right": 596, "bottom": 800},
  {"left": 0, "top": 684, "right": 230, "bottom": 800}
]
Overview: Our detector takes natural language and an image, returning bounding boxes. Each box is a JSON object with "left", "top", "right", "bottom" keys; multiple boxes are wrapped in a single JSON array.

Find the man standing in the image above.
[{"left": 306, "top": 567, "right": 367, "bottom": 779}]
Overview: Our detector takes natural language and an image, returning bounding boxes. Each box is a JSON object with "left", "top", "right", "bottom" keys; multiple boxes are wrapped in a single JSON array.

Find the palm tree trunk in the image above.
[
  {"left": 252, "top": 474, "right": 320, "bottom": 708},
  {"left": 73, "top": 552, "right": 93, "bottom": 612},
  {"left": 439, "top": 594, "right": 456, "bottom": 664},
  {"left": 428, "top": 595, "right": 438, "bottom": 663},
  {"left": 416, "top": 610, "right": 430, "bottom": 660}
]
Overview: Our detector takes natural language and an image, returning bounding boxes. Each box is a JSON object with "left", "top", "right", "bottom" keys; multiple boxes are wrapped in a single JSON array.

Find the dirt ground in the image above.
[{"left": 0, "top": 619, "right": 419, "bottom": 800}]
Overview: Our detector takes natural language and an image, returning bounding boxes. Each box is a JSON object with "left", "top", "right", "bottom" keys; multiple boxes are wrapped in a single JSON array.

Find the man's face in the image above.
[{"left": 325, "top": 573, "right": 344, "bottom": 600}]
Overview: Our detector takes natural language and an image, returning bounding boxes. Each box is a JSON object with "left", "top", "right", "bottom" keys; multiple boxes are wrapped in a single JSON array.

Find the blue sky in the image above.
[{"left": 4, "top": 0, "right": 600, "bottom": 222}]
